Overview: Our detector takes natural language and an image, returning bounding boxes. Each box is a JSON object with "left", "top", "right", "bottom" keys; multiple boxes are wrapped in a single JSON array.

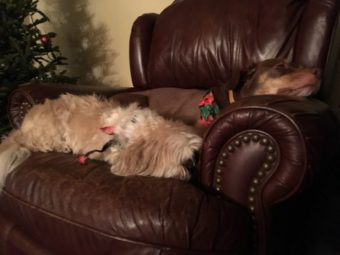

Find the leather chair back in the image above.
[{"left": 130, "top": 0, "right": 339, "bottom": 91}]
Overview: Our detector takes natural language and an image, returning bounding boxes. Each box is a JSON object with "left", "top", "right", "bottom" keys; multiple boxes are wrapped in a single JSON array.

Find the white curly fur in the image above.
[{"left": 0, "top": 94, "right": 202, "bottom": 189}]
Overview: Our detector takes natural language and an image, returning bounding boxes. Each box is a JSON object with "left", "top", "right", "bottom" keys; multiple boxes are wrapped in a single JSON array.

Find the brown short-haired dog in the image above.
[
  {"left": 214, "top": 59, "right": 321, "bottom": 106},
  {"left": 239, "top": 59, "right": 320, "bottom": 97}
]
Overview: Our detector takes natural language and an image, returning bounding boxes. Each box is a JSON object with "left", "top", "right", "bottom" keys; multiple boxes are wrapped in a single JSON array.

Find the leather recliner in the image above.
[{"left": 0, "top": 0, "right": 339, "bottom": 254}]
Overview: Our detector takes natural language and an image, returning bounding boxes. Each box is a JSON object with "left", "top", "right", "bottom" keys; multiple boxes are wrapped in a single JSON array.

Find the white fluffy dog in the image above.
[{"left": 0, "top": 94, "right": 202, "bottom": 188}]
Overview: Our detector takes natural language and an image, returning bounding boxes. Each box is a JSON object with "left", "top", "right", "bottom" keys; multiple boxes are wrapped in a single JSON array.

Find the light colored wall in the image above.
[{"left": 39, "top": 0, "right": 173, "bottom": 87}]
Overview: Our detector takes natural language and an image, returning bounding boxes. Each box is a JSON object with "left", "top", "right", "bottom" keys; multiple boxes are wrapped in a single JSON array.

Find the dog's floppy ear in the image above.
[
  {"left": 238, "top": 63, "right": 257, "bottom": 86},
  {"left": 211, "top": 86, "right": 228, "bottom": 108},
  {"left": 235, "top": 62, "right": 257, "bottom": 91}
]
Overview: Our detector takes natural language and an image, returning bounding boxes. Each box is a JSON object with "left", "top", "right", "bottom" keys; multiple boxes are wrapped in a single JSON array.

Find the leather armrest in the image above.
[
  {"left": 201, "top": 95, "right": 339, "bottom": 204},
  {"left": 129, "top": 13, "right": 159, "bottom": 88},
  {"left": 199, "top": 94, "right": 339, "bottom": 252},
  {"left": 7, "top": 83, "right": 141, "bottom": 129}
]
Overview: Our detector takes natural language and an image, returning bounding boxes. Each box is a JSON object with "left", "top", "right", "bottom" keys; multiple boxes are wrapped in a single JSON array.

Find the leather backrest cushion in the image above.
[
  {"left": 146, "top": 0, "right": 338, "bottom": 89},
  {"left": 133, "top": 88, "right": 208, "bottom": 126}
]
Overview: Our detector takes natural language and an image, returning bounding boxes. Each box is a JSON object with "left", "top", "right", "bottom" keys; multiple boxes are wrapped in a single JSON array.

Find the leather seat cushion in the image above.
[{"left": 0, "top": 152, "right": 251, "bottom": 254}]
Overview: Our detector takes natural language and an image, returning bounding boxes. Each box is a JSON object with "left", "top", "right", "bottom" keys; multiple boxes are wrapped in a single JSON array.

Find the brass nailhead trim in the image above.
[
  {"left": 213, "top": 131, "right": 278, "bottom": 227},
  {"left": 267, "top": 155, "right": 275, "bottom": 162},
  {"left": 242, "top": 136, "right": 250, "bottom": 143},
  {"left": 266, "top": 146, "right": 274, "bottom": 152},
  {"left": 261, "top": 138, "right": 268, "bottom": 145},
  {"left": 234, "top": 140, "right": 241, "bottom": 146},
  {"left": 246, "top": 133, "right": 277, "bottom": 223}
]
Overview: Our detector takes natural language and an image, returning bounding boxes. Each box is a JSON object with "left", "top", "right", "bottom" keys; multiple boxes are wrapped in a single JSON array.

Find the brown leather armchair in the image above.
[{"left": 0, "top": 0, "right": 339, "bottom": 254}]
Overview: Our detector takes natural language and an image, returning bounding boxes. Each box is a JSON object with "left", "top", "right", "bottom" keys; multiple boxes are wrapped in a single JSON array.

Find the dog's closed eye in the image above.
[{"left": 274, "top": 63, "right": 287, "bottom": 69}]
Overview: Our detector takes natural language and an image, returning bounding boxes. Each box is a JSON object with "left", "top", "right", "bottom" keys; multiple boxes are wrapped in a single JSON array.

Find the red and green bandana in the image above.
[{"left": 198, "top": 91, "right": 220, "bottom": 127}]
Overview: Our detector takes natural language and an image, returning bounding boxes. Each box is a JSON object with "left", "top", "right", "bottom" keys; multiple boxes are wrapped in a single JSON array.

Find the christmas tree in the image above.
[{"left": 0, "top": 0, "right": 76, "bottom": 133}]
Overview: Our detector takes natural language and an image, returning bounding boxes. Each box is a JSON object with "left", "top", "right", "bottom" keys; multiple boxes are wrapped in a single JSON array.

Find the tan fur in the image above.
[
  {"left": 239, "top": 59, "right": 320, "bottom": 98},
  {"left": 254, "top": 70, "right": 319, "bottom": 96},
  {"left": 0, "top": 94, "right": 202, "bottom": 188}
]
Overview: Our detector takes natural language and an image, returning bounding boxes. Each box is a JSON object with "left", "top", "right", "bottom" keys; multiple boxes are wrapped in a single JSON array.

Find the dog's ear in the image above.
[
  {"left": 235, "top": 63, "right": 257, "bottom": 91},
  {"left": 211, "top": 86, "right": 228, "bottom": 108},
  {"left": 242, "top": 63, "right": 257, "bottom": 80}
]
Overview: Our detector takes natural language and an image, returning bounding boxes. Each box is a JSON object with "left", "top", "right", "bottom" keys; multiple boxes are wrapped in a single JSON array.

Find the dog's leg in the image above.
[{"left": 0, "top": 137, "right": 31, "bottom": 190}]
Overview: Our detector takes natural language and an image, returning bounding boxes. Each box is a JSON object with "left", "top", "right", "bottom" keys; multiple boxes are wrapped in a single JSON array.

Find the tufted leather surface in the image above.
[{"left": 0, "top": 153, "right": 251, "bottom": 255}]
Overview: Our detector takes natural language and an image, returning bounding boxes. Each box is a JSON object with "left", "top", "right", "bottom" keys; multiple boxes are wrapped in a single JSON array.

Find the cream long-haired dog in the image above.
[{"left": 0, "top": 94, "right": 202, "bottom": 188}]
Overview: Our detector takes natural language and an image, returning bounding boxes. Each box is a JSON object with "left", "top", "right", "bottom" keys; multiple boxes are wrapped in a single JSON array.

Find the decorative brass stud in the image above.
[
  {"left": 219, "top": 160, "right": 224, "bottom": 165},
  {"left": 263, "top": 163, "right": 270, "bottom": 170},
  {"left": 266, "top": 146, "right": 274, "bottom": 152},
  {"left": 216, "top": 168, "right": 222, "bottom": 174},
  {"left": 242, "top": 136, "right": 250, "bottom": 143},
  {"left": 222, "top": 152, "right": 228, "bottom": 158},
  {"left": 227, "top": 145, "right": 234, "bottom": 152},
  {"left": 234, "top": 140, "right": 241, "bottom": 146},
  {"left": 267, "top": 155, "right": 275, "bottom": 162},
  {"left": 261, "top": 138, "right": 268, "bottom": 145},
  {"left": 252, "top": 134, "right": 259, "bottom": 141}
]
